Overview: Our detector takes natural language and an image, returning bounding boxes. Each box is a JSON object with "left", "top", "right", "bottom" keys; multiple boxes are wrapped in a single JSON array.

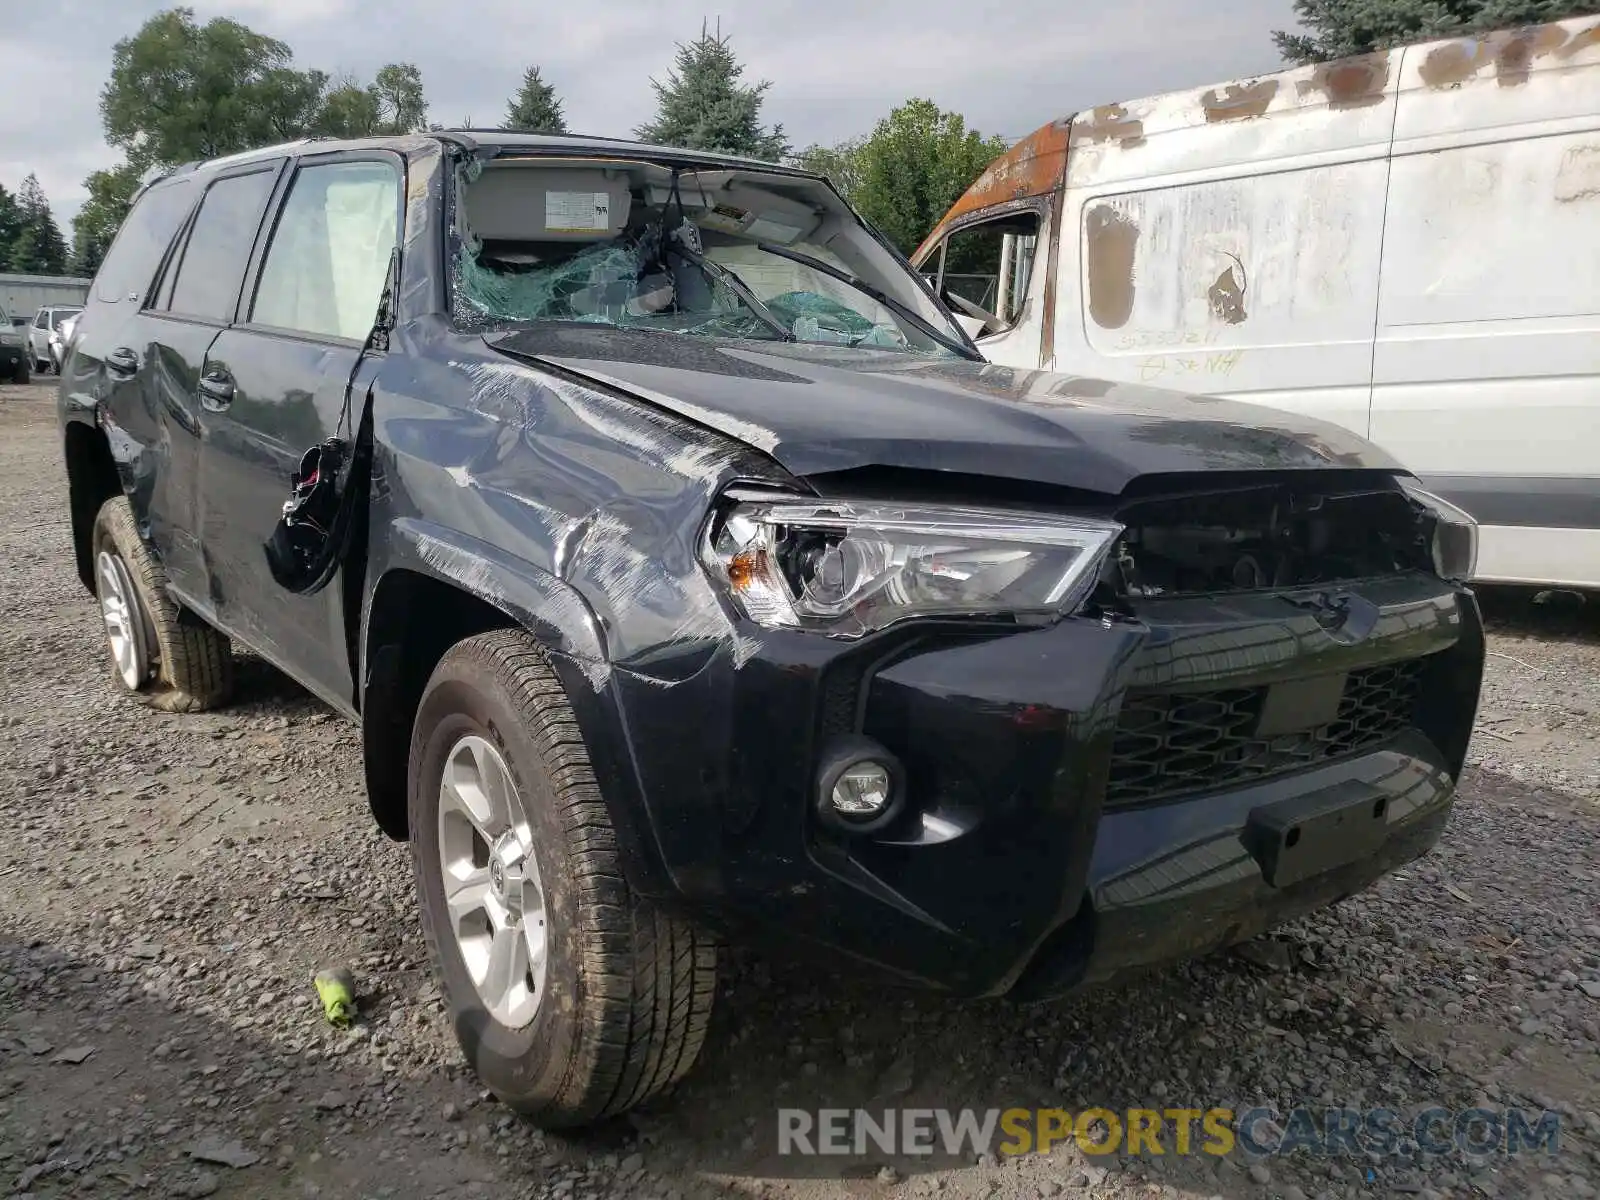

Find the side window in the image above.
[
  {"left": 937, "top": 213, "right": 1041, "bottom": 329},
  {"left": 93, "top": 178, "right": 196, "bottom": 305},
  {"left": 250, "top": 160, "right": 401, "bottom": 341},
  {"left": 34, "top": 311, "right": 48, "bottom": 329},
  {"left": 161, "top": 169, "right": 277, "bottom": 323}
]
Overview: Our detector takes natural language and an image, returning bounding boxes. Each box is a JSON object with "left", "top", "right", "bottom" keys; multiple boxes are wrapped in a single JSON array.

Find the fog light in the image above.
[
  {"left": 831, "top": 761, "right": 892, "bottom": 817},
  {"left": 815, "top": 736, "right": 905, "bottom": 835}
]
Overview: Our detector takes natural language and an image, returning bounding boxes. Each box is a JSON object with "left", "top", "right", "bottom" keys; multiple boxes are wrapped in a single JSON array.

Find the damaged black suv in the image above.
[{"left": 59, "top": 131, "right": 1485, "bottom": 1127}]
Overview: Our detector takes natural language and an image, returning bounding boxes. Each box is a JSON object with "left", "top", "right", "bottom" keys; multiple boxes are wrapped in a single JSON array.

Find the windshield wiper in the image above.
[
  {"left": 753, "top": 242, "right": 981, "bottom": 361},
  {"left": 668, "top": 244, "right": 796, "bottom": 342}
]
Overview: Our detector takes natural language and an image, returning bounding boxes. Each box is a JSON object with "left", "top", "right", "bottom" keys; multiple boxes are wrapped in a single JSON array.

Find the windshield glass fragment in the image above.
[{"left": 450, "top": 157, "right": 964, "bottom": 357}]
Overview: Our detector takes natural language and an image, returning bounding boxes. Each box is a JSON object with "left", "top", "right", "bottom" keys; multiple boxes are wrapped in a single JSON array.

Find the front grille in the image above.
[{"left": 1105, "top": 658, "right": 1426, "bottom": 807}]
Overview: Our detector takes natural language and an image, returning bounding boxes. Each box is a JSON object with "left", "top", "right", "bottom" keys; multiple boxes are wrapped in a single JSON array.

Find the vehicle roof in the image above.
[
  {"left": 913, "top": 9, "right": 1600, "bottom": 259},
  {"left": 164, "top": 131, "right": 818, "bottom": 183}
]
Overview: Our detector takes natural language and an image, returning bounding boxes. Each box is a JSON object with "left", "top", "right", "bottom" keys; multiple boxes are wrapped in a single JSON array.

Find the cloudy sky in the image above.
[{"left": 2, "top": 0, "right": 1297, "bottom": 233}]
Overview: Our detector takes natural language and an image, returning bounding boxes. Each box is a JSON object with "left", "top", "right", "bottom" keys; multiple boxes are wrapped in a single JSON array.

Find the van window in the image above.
[
  {"left": 251, "top": 160, "right": 401, "bottom": 342},
  {"left": 162, "top": 169, "right": 278, "bottom": 323},
  {"left": 927, "top": 212, "right": 1041, "bottom": 328},
  {"left": 93, "top": 178, "right": 196, "bottom": 306}
]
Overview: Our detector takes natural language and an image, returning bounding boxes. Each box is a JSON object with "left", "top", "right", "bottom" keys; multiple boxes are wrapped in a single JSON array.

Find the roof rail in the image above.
[{"left": 202, "top": 138, "right": 318, "bottom": 170}]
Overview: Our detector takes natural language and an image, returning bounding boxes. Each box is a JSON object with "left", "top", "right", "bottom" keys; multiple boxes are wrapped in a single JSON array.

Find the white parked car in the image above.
[{"left": 28, "top": 304, "right": 84, "bottom": 375}]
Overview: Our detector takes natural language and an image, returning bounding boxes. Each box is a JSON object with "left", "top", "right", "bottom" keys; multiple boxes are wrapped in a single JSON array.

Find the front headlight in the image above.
[
  {"left": 1400, "top": 478, "right": 1477, "bottom": 582},
  {"left": 702, "top": 495, "right": 1123, "bottom": 638}
]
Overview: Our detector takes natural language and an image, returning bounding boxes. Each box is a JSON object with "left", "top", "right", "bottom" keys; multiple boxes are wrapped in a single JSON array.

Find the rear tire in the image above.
[
  {"left": 91, "top": 496, "right": 234, "bottom": 711},
  {"left": 409, "top": 630, "right": 716, "bottom": 1128}
]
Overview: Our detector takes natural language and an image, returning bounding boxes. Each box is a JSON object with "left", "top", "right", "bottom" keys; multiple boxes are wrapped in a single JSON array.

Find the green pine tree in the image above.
[
  {"left": 813, "top": 100, "right": 1007, "bottom": 257},
  {"left": 634, "top": 22, "right": 789, "bottom": 161},
  {"left": 1275, "top": 0, "right": 1600, "bottom": 63},
  {"left": 503, "top": 66, "right": 568, "bottom": 133},
  {"left": 9, "top": 175, "right": 70, "bottom": 275},
  {"left": 0, "top": 183, "right": 22, "bottom": 270}
]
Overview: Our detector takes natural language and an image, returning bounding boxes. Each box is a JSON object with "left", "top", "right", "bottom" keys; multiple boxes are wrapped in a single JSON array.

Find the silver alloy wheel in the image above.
[
  {"left": 437, "top": 734, "right": 548, "bottom": 1028},
  {"left": 96, "top": 549, "right": 149, "bottom": 690}
]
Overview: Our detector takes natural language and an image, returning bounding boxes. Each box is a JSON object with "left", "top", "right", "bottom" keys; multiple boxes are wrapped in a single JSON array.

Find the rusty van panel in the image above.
[
  {"left": 1395, "top": 15, "right": 1600, "bottom": 142},
  {"left": 1065, "top": 50, "right": 1400, "bottom": 191}
]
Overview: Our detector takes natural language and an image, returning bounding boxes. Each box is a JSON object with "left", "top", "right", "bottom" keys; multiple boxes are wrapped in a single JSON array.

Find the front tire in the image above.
[
  {"left": 12, "top": 360, "right": 28, "bottom": 385},
  {"left": 409, "top": 630, "right": 716, "bottom": 1127},
  {"left": 90, "top": 496, "right": 234, "bottom": 711}
]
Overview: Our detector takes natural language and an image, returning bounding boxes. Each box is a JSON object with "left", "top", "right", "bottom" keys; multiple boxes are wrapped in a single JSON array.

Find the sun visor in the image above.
[{"left": 465, "top": 167, "right": 633, "bottom": 242}]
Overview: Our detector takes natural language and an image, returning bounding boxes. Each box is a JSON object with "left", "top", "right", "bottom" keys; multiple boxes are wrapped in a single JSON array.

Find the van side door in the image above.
[
  {"left": 1369, "top": 17, "right": 1600, "bottom": 587},
  {"left": 1047, "top": 58, "right": 1402, "bottom": 437},
  {"left": 194, "top": 152, "right": 404, "bottom": 712}
]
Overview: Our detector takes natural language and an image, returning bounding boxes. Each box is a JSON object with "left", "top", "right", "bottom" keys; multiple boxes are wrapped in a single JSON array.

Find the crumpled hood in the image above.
[{"left": 485, "top": 326, "right": 1402, "bottom": 495}]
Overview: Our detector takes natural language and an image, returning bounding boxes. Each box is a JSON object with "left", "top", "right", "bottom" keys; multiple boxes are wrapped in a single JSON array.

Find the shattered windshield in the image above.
[{"left": 450, "top": 158, "right": 967, "bottom": 357}]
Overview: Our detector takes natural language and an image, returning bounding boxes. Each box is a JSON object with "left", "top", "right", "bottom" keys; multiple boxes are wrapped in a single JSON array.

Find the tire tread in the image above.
[
  {"left": 94, "top": 496, "right": 233, "bottom": 712},
  {"left": 425, "top": 630, "right": 715, "bottom": 1125}
]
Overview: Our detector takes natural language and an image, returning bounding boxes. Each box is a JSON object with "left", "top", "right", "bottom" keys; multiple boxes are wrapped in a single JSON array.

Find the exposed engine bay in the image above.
[{"left": 1106, "top": 482, "right": 1435, "bottom": 602}]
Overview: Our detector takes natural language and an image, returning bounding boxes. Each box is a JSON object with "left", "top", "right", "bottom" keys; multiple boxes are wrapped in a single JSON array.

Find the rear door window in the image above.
[
  {"left": 160, "top": 169, "right": 278, "bottom": 324},
  {"left": 93, "top": 178, "right": 196, "bottom": 306}
]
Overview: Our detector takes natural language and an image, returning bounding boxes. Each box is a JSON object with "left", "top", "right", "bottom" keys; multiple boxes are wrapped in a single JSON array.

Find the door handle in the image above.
[
  {"left": 198, "top": 369, "right": 235, "bottom": 409},
  {"left": 106, "top": 347, "right": 139, "bottom": 375}
]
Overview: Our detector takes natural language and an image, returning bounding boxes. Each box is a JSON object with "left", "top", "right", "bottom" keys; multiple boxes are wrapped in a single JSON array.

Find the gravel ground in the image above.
[{"left": 1, "top": 381, "right": 1597, "bottom": 1200}]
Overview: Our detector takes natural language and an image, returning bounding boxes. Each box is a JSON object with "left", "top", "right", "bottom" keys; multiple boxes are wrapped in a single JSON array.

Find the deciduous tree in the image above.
[
  {"left": 820, "top": 99, "right": 1007, "bottom": 256},
  {"left": 315, "top": 76, "right": 384, "bottom": 139},
  {"left": 100, "top": 7, "right": 313, "bottom": 166},
  {"left": 371, "top": 63, "right": 429, "bottom": 134},
  {"left": 792, "top": 139, "right": 865, "bottom": 201},
  {"left": 101, "top": 8, "right": 430, "bottom": 161},
  {"left": 71, "top": 162, "right": 144, "bottom": 276}
]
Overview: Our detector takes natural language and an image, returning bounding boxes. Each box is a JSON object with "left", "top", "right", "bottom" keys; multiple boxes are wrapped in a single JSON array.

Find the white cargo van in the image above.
[{"left": 911, "top": 14, "right": 1600, "bottom": 590}]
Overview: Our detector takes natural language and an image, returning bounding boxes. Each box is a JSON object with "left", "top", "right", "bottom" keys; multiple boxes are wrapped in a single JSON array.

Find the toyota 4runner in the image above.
[{"left": 58, "top": 130, "right": 1485, "bottom": 1128}]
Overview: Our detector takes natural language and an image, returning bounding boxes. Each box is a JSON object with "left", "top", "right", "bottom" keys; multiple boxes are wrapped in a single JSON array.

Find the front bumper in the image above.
[{"left": 579, "top": 571, "right": 1482, "bottom": 998}]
